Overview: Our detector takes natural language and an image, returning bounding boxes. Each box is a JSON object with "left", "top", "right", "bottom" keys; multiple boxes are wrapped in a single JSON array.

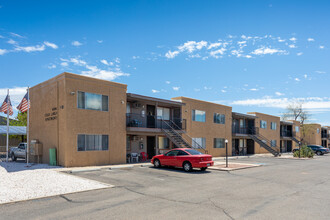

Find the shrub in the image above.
[{"left": 293, "top": 145, "right": 314, "bottom": 158}]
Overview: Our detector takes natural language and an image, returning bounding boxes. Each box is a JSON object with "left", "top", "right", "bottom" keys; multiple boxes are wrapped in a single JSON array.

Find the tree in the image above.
[
  {"left": 282, "top": 101, "right": 311, "bottom": 144},
  {"left": 10, "top": 112, "right": 27, "bottom": 126}
]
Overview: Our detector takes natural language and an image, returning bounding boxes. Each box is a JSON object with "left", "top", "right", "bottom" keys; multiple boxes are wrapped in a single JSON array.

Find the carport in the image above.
[
  {"left": 0, "top": 126, "right": 27, "bottom": 135},
  {"left": 0, "top": 126, "right": 27, "bottom": 159}
]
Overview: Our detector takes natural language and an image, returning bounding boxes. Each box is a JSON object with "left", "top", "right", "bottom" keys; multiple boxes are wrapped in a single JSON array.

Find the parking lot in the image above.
[{"left": 1, "top": 155, "right": 330, "bottom": 220}]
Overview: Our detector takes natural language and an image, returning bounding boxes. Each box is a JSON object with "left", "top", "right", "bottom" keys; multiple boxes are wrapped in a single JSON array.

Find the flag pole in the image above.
[
  {"left": 26, "top": 87, "right": 30, "bottom": 166},
  {"left": 6, "top": 89, "right": 9, "bottom": 162}
]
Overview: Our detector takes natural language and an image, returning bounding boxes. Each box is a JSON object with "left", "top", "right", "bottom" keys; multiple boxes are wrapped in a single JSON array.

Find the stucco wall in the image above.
[
  {"left": 172, "top": 97, "right": 232, "bottom": 157},
  {"left": 302, "top": 124, "right": 322, "bottom": 145},
  {"left": 248, "top": 112, "right": 281, "bottom": 154}
]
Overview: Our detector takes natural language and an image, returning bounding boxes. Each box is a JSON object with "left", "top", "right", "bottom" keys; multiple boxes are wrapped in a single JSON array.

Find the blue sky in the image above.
[{"left": 0, "top": 0, "right": 329, "bottom": 124}]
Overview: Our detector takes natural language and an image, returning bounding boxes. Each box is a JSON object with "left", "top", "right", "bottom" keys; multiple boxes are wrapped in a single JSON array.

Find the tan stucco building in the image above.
[
  {"left": 28, "top": 72, "right": 329, "bottom": 167},
  {"left": 302, "top": 124, "right": 322, "bottom": 146},
  {"left": 30, "top": 72, "right": 127, "bottom": 167},
  {"left": 171, "top": 97, "right": 232, "bottom": 157}
]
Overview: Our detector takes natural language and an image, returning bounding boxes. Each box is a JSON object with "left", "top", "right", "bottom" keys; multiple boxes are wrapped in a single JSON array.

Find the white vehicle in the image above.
[{"left": 9, "top": 143, "right": 27, "bottom": 161}]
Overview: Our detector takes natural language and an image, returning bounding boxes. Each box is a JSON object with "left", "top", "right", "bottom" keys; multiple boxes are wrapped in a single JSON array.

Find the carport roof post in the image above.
[{"left": 0, "top": 126, "right": 26, "bottom": 135}]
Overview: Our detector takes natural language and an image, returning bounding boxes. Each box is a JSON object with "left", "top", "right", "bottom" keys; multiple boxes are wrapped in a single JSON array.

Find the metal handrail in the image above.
[
  {"left": 160, "top": 118, "right": 207, "bottom": 153},
  {"left": 249, "top": 127, "right": 280, "bottom": 154}
]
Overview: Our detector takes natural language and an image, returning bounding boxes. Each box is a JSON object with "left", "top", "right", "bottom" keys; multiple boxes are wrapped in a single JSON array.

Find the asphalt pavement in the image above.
[{"left": 1, "top": 155, "right": 330, "bottom": 220}]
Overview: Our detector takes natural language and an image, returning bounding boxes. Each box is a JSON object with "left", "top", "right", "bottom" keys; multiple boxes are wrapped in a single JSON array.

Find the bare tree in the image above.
[{"left": 282, "top": 101, "right": 311, "bottom": 144}]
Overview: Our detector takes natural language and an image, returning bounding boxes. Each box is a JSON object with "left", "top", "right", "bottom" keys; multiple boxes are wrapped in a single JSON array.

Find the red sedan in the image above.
[{"left": 151, "top": 148, "right": 214, "bottom": 172}]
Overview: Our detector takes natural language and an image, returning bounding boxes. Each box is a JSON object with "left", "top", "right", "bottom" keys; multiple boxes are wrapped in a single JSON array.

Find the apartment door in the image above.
[
  {"left": 247, "top": 139, "right": 254, "bottom": 154},
  {"left": 147, "top": 136, "right": 156, "bottom": 159},
  {"left": 147, "top": 105, "right": 156, "bottom": 128},
  {"left": 247, "top": 120, "right": 254, "bottom": 134},
  {"left": 287, "top": 141, "right": 292, "bottom": 152}
]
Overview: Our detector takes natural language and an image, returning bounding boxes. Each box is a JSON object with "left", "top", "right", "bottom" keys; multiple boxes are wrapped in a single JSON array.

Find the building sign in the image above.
[{"left": 45, "top": 107, "right": 58, "bottom": 121}]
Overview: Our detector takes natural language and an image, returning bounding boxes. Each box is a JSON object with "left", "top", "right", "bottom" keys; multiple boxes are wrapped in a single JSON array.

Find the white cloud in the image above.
[
  {"left": 288, "top": 44, "right": 296, "bottom": 48},
  {"left": 178, "top": 41, "right": 208, "bottom": 53},
  {"left": 60, "top": 57, "right": 129, "bottom": 80},
  {"left": 231, "top": 97, "right": 330, "bottom": 110},
  {"left": 304, "top": 74, "right": 308, "bottom": 79},
  {"left": 72, "top": 41, "right": 82, "bottom": 46},
  {"left": 44, "top": 41, "right": 58, "bottom": 49},
  {"left": 7, "top": 39, "right": 17, "bottom": 45},
  {"left": 132, "top": 56, "right": 140, "bottom": 59},
  {"left": 165, "top": 50, "right": 180, "bottom": 59},
  {"left": 289, "top": 37, "right": 297, "bottom": 42},
  {"left": 294, "top": 78, "right": 300, "bottom": 81},
  {"left": 204, "top": 86, "right": 212, "bottom": 90},
  {"left": 100, "top": 59, "right": 111, "bottom": 66},
  {"left": 307, "top": 38, "right": 315, "bottom": 42},
  {"left": 0, "top": 49, "right": 7, "bottom": 55},
  {"left": 315, "top": 70, "right": 326, "bottom": 74},
  {"left": 210, "top": 48, "right": 227, "bottom": 58},
  {"left": 14, "top": 44, "right": 46, "bottom": 52},
  {"left": 207, "top": 42, "right": 221, "bottom": 50},
  {"left": 60, "top": 62, "right": 68, "bottom": 67},
  {"left": 97, "top": 40, "right": 103, "bottom": 43},
  {"left": 275, "top": 92, "right": 284, "bottom": 96},
  {"left": 251, "top": 47, "right": 286, "bottom": 55},
  {"left": 114, "top": 58, "right": 120, "bottom": 63},
  {"left": 48, "top": 64, "right": 56, "bottom": 69},
  {"left": 151, "top": 89, "right": 160, "bottom": 93},
  {"left": 250, "top": 88, "right": 259, "bottom": 91},
  {"left": 221, "top": 89, "right": 226, "bottom": 93},
  {"left": 165, "top": 81, "right": 171, "bottom": 84},
  {"left": 0, "top": 87, "right": 28, "bottom": 106},
  {"left": 319, "top": 45, "right": 325, "bottom": 49},
  {"left": 10, "top": 32, "right": 24, "bottom": 38},
  {"left": 297, "top": 52, "right": 303, "bottom": 56},
  {"left": 172, "top": 87, "right": 180, "bottom": 91}
]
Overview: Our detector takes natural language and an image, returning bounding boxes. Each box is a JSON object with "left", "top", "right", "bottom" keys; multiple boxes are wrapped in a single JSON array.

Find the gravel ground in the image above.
[{"left": 0, "top": 162, "right": 112, "bottom": 204}]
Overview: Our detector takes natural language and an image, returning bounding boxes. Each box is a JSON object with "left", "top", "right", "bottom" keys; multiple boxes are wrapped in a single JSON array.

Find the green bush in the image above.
[{"left": 293, "top": 145, "right": 314, "bottom": 158}]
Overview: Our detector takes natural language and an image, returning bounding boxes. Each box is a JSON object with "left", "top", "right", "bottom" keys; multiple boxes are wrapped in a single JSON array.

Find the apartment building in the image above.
[
  {"left": 280, "top": 120, "right": 301, "bottom": 152},
  {"left": 302, "top": 124, "right": 322, "bottom": 146},
  {"left": 28, "top": 72, "right": 329, "bottom": 167},
  {"left": 171, "top": 97, "right": 232, "bottom": 157},
  {"left": 29, "top": 72, "right": 128, "bottom": 167},
  {"left": 321, "top": 127, "right": 330, "bottom": 148}
]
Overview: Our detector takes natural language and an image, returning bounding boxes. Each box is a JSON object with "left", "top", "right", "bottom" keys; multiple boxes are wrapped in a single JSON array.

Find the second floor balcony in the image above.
[
  {"left": 126, "top": 113, "right": 186, "bottom": 131},
  {"left": 281, "top": 130, "right": 293, "bottom": 138}
]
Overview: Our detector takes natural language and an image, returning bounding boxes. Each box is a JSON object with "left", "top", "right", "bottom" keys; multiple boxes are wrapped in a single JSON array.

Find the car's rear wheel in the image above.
[
  {"left": 317, "top": 151, "right": 322, "bottom": 155},
  {"left": 201, "top": 167, "right": 207, "bottom": 171},
  {"left": 154, "top": 159, "right": 161, "bottom": 168},
  {"left": 183, "top": 162, "right": 192, "bottom": 172},
  {"left": 11, "top": 153, "right": 17, "bottom": 161}
]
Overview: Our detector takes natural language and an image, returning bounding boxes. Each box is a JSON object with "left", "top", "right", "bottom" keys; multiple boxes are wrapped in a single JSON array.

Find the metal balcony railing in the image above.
[
  {"left": 126, "top": 113, "right": 185, "bottom": 130},
  {"left": 232, "top": 126, "right": 256, "bottom": 135},
  {"left": 280, "top": 131, "right": 293, "bottom": 137}
]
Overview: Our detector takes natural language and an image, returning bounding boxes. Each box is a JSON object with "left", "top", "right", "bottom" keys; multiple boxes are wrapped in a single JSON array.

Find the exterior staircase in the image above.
[
  {"left": 248, "top": 128, "right": 280, "bottom": 157},
  {"left": 160, "top": 119, "right": 208, "bottom": 154},
  {"left": 291, "top": 132, "right": 300, "bottom": 144}
]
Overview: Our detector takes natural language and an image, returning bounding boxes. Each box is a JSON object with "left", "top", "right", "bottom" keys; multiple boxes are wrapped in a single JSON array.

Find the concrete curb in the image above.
[
  {"left": 140, "top": 164, "right": 152, "bottom": 167},
  {"left": 70, "top": 168, "right": 101, "bottom": 173},
  {"left": 109, "top": 165, "right": 134, "bottom": 170}
]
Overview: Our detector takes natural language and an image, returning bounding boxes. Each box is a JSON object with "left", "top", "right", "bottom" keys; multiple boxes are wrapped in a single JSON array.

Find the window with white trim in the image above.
[
  {"left": 260, "top": 120, "right": 267, "bottom": 129},
  {"left": 77, "top": 91, "right": 108, "bottom": 111},
  {"left": 157, "top": 107, "right": 170, "bottom": 120},
  {"left": 214, "top": 138, "right": 225, "bottom": 148},
  {"left": 214, "top": 113, "right": 225, "bottom": 124},
  {"left": 192, "top": 137, "right": 206, "bottom": 149},
  {"left": 192, "top": 110, "right": 206, "bottom": 122},
  {"left": 271, "top": 122, "right": 277, "bottom": 130}
]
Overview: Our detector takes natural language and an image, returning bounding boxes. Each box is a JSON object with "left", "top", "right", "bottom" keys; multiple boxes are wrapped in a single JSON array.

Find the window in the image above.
[
  {"left": 185, "top": 149, "right": 203, "bottom": 155},
  {"left": 214, "top": 113, "right": 225, "bottom": 124},
  {"left": 260, "top": 120, "right": 267, "bottom": 129},
  {"left": 157, "top": 107, "right": 170, "bottom": 120},
  {"left": 240, "top": 119, "right": 245, "bottom": 128},
  {"left": 77, "top": 91, "right": 108, "bottom": 111},
  {"left": 77, "top": 134, "right": 109, "bottom": 151},
  {"left": 271, "top": 122, "right": 277, "bottom": 130},
  {"left": 214, "top": 138, "right": 225, "bottom": 148},
  {"left": 165, "top": 150, "right": 178, "bottom": 156},
  {"left": 295, "top": 126, "right": 299, "bottom": 133},
  {"left": 192, "top": 110, "right": 206, "bottom": 122},
  {"left": 158, "top": 137, "right": 170, "bottom": 149},
  {"left": 126, "top": 103, "right": 131, "bottom": 114},
  {"left": 270, "top": 140, "right": 277, "bottom": 147},
  {"left": 317, "top": 128, "right": 320, "bottom": 134},
  {"left": 192, "top": 137, "right": 206, "bottom": 149},
  {"left": 177, "top": 150, "right": 189, "bottom": 156}
]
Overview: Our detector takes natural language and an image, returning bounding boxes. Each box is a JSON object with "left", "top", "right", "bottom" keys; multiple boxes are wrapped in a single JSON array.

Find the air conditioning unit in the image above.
[{"left": 133, "top": 102, "right": 142, "bottom": 108}]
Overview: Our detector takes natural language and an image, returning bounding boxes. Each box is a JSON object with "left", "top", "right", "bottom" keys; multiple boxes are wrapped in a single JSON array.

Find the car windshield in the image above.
[{"left": 185, "top": 149, "right": 203, "bottom": 155}]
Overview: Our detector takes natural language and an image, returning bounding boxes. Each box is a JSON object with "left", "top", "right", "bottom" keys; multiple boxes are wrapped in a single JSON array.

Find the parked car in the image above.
[
  {"left": 151, "top": 148, "right": 214, "bottom": 172},
  {"left": 9, "top": 143, "right": 27, "bottom": 161},
  {"left": 292, "top": 145, "right": 329, "bottom": 155}
]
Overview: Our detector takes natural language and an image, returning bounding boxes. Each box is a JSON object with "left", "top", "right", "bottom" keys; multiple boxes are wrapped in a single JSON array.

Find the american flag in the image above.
[
  {"left": 0, "top": 95, "right": 14, "bottom": 116},
  {"left": 17, "top": 92, "right": 30, "bottom": 113}
]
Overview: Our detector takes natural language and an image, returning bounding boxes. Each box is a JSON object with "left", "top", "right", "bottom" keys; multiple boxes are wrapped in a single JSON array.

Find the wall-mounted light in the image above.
[
  {"left": 121, "top": 100, "right": 125, "bottom": 104},
  {"left": 70, "top": 91, "right": 75, "bottom": 96}
]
